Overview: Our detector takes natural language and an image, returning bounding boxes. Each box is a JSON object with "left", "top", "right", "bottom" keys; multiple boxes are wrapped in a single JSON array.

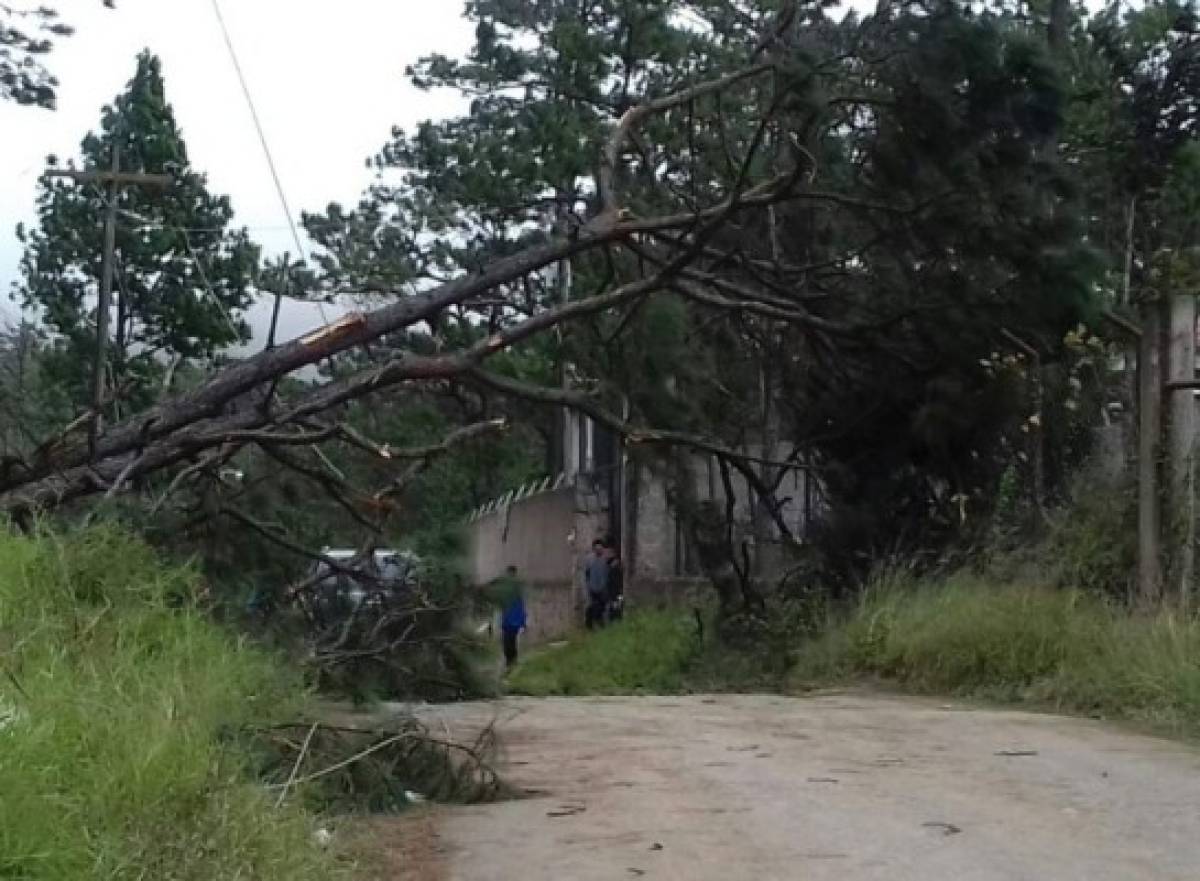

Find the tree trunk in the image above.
[
  {"left": 1167, "top": 291, "right": 1196, "bottom": 606},
  {"left": 752, "top": 360, "right": 781, "bottom": 582},
  {"left": 115, "top": 279, "right": 127, "bottom": 373},
  {"left": 1047, "top": 0, "right": 1070, "bottom": 55},
  {"left": 665, "top": 451, "right": 740, "bottom": 613},
  {"left": 1138, "top": 299, "right": 1165, "bottom": 604}
]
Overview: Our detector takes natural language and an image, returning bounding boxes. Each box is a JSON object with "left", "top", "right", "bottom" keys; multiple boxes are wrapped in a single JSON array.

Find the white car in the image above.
[{"left": 306, "top": 548, "right": 420, "bottom": 622}]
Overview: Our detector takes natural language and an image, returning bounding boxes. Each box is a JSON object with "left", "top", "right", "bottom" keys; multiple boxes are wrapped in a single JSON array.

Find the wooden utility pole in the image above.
[
  {"left": 1167, "top": 290, "right": 1197, "bottom": 605},
  {"left": 45, "top": 157, "right": 171, "bottom": 457},
  {"left": 266, "top": 251, "right": 289, "bottom": 351},
  {"left": 1137, "top": 299, "right": 1164, "bottom": 603}
]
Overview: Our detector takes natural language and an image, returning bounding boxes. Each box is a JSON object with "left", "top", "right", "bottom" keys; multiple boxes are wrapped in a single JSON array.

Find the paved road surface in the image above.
[{"left": 373, "top": 693, "right": 1200, "bottom": 880}]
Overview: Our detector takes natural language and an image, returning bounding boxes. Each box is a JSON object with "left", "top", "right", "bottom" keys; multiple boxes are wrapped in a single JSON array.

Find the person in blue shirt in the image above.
[{"left": 498, "top": 565, "right": 528, "bottom": 669}]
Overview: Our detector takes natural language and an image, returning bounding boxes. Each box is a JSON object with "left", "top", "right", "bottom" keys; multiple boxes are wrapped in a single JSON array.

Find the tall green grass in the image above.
[
  {"left": 506, "top": 612, "right": 700, "bottom": 696},
  {"left": 791, "top": 571, "right": 1200, "bottom": 734},
  {"left": 0, "top": 525, "right": 340, "bottom": 880}
]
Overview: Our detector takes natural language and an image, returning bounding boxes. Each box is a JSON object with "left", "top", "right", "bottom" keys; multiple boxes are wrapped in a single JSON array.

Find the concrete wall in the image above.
[
  {"left": 518, "top": 582, "right": 578, "bottom": 645},
  {"left": 631, "top": 576, "right": 709, "bottom": 611},
  {"left": 625, "top": 453, "right": 818, "bottom": 595},
  {"left": 468, "top": 447, "right": 823, "bottom": 635},
  {"left": 627, "top": 462, "right": 682, "bottom": 587},
  {"left": 468, "top": 485, "right": 609, "bottom": 644},
  {"left": 470, "top": 487, "right": 578, "bottom": 586}
]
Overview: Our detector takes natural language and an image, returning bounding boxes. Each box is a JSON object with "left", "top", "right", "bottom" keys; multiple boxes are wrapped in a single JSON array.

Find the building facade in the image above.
[{"left": 466, "top": 411, "right": 820, "bottom": 642}]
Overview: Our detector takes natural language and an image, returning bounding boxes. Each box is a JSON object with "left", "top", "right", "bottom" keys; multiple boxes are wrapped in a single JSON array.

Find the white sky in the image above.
[{"left": 0, "top": 0, "right": 473, "bottom": 341}]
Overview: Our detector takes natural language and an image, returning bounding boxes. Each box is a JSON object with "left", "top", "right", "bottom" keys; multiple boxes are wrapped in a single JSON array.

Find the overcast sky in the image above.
[{"left": 0, "top": 0, "right": 473, "bottom": 341}]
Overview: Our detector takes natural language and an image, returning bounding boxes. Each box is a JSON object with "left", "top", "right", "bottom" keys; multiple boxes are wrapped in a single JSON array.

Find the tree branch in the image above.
[{"left": 599, "top": 62, "right": 774, "bottom": 211}]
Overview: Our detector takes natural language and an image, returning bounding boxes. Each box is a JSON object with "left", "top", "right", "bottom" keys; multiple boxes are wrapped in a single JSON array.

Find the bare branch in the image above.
[
  {"left": 6, "top": 185, "right": 799, "bottom": 506},
  {"left": 148, "top": 446, "right": 240, "bottom": 516},
  {"left": 464, "top": 368, "right": 805, "bottom": 471},
  {"left": 600, "top": 62, "right": 774, "bottom": 211},
  {"left": 0, "top": 61, "right": 812, "bottom": 518},
  {"left": 371, "top": 418, "right": 508, "bottom": 502},
  {"left": 219, "top": 505, "right": 374, "bottom": 590}
]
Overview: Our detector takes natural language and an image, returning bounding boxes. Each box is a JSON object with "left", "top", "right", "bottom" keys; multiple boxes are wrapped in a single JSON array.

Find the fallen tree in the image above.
[
  {"left": 0, "top": 59, "right": 811, "bottom": 526},
  {"left": 7, "top": 3, "right": 1104, "bottom": 624}
]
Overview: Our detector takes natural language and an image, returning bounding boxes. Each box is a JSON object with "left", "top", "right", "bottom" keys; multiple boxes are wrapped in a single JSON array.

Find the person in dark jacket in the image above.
[
  {"left": 584, "top": 540, "right": 610, "bottom": 629},
  {"left": 497, "top": 565, "right": 527, "bottom": 669}
]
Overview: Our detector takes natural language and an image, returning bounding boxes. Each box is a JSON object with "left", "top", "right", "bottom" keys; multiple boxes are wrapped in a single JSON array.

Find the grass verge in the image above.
[
  {"left": 506, "top": 611, "right": 700, "bottom": 696},
  {"left": 790, "top": 571, "right": 1200, "bottom": 734},
  {"left": 506, "top": 574, "right": 1200, "bottom": 742},
  {"left": 0, "top": 525, "right": 341, "bottom": 880}
]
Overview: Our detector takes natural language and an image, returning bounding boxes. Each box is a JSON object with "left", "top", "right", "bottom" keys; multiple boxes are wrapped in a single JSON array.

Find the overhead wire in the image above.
[
  {"left": 51, "top": 1, "right": 336, "bottom": 375},
  {"left": 208, "top": 0, "right": 329, "bottom": 327},
  {"left": 106, "top": 203, "right": 242, "bottom": 341},
  {"left": 123, "top": 222, "right": 301, "bottom": 234},
  {"left": 177, "top": 229, "right": 245, "bottom": 341}
]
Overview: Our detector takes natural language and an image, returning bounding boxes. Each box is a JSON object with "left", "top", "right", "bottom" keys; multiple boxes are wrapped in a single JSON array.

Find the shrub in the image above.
[
  {"left": 1042, "top": 476, "right": 1137, "bottom": 599},
  {"left": 989, "top": 472, "right": 1137, "bottom": 600}
]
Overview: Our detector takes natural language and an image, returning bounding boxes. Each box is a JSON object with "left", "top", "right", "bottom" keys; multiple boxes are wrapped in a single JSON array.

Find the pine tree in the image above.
[
  {"left": 1, "top": 2, "right": 113, "bottom": 108},
  {"left": 1, "top": 4, "right": 71, "bottom": 108},
  {"left": 15, "top": 51, "right": 259, "bottom": 408},
  {"left": 305, "top": 1, "right": 1100, "bottom": 595},
  {"left": 305, "top": 0, "right": 739, "bottom": 288}
]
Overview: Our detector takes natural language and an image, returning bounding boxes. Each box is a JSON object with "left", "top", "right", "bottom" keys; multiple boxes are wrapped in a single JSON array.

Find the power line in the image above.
[
  {"left": 208, "top": 0, "right": 306, "bottom": 262},
  {"left": 121, "top": 219, "right": 307, "bottom": 234},
  {"left": 208, "top": 0, "right": 328, "bottom": 327},
  {"left": 177, "top": 228, "right": 245, "bottom": 342},
  {"left": 109, "top": 204, "right": 250, "bottom": 340}
]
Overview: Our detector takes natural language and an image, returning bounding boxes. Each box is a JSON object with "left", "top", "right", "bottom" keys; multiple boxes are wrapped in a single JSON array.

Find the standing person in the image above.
[
  {"left": 584, "top": 539, "right": 610, "bottom": 630},
  {"left": 606, "top": 551, "right": 625, "bottom": 623},
  {"left": 498, "top": 565, "right": 527, "bottom": 669}
]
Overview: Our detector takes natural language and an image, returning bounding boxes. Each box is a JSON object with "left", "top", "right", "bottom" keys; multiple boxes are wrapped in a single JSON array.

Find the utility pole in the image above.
[
  {"left": 45, "top": 156, "right": 171, "bottom": 457},
  {"left": 266, "top": 251, "right": 289, "bottom": 351}
]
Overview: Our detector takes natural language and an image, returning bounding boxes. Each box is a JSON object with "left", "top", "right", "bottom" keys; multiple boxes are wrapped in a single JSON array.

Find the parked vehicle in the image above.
[{"left": 305, "top": 548, "right": 420, "bottom": 627}]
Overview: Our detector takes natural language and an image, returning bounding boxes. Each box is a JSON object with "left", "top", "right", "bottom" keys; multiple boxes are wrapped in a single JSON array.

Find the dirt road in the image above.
[{"left": 376, "top": 694, "right": 1200, "bottom": 880}]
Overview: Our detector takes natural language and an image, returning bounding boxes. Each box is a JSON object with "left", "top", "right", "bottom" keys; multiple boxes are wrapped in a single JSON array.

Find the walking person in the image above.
[
  {"left": 497, "top": 565, "right": 527, "bottom": 669},
  {"left": 584, "top": 539, "right": 610, "bottom": 630}
]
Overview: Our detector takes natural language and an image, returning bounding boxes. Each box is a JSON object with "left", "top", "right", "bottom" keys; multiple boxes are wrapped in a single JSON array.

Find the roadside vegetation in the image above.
[
  {"left": 0, "top": 526, "right": 343, "bottom": 880},
  {"left": 5, "top": 1, "right": 1200, "bottom": 871},
  {"left": 506, "top": 612, "right": 701, "bottom": 696},
  {"left": 790, "top": 573, "right": 1200, "bottom": 736},
  {"left": 506, "top": 601, "right": 810, "bottom": 697},
  {"left": 512, "top": 583, "right": 1200, "bottom": 740}
]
